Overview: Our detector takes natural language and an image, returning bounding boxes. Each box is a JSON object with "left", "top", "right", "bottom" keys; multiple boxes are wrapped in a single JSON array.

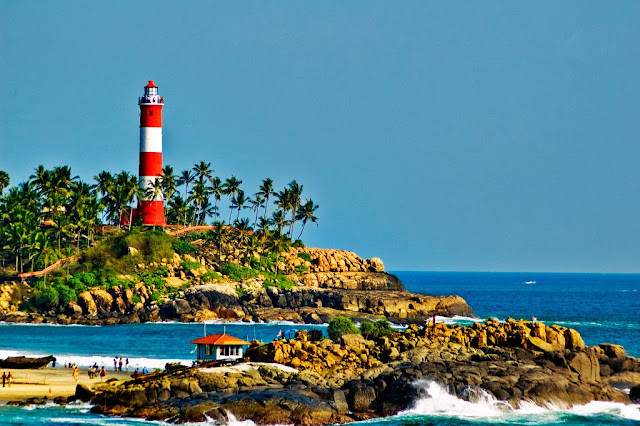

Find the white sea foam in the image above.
[
  {"left": 434, "top": 315, "right": 483, "bottom": 324},
  {"left": 398, "top": 380, "right": 640, "bottom": 422}
]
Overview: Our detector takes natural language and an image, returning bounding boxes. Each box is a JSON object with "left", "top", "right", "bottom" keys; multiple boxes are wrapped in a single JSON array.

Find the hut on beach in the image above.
[{"left": 190, "top": 333, "right": 250, "bottom": 362}]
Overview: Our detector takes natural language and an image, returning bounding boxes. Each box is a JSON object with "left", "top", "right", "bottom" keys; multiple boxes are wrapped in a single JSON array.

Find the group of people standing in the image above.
[
  {"left": 113, "top": 357, "right": 129, "bottom": 372},
  {"left": 1, "top": 372, "right": 12, "bottom": 387}
]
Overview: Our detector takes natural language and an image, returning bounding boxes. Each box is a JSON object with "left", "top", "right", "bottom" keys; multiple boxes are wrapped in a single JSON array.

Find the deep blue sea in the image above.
[{"left": 0, "top": 271, "right": 638, "bottom": 425}]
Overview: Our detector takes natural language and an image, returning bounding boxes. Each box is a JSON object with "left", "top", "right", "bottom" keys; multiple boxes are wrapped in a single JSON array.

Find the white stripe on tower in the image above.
[{"left": 140, "top": 128, "right": 163, "bottom": 153}]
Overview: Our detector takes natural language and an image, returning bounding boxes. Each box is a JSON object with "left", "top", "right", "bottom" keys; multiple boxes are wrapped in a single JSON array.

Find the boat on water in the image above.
[{"left": 524, "top": 281, "right": 536, "bottom": 285}]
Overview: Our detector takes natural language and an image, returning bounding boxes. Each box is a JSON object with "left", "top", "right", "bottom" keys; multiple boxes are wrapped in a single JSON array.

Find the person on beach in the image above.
[
  {"left": 113, "top": 357, "right": 117, "bottom": 371},
  {"left": 119, "top": 357, "right": 123, "bottom": 371},
  {"left": 142, "top": 366, "right": 148, "bottom": 374},
  {"left": 2, "top": 372, "right": 5, "bottom": 387},
  {"left": 73, "top": 366, "right": 79, "bottom": 383},
  {"left": 7, "top": 372, "right": 12, "bottom": 387},
  {"left": 125, "top": 358, "right": 129, "bottom": 372},
  {"left": 100, "top": 367, "right": 106, "bottom": 381}
]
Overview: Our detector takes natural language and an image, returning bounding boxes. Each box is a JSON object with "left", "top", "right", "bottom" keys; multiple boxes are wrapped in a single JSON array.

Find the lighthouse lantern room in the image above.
[{"left": 137, "top": 80, "right": 165, "bottom": 226}]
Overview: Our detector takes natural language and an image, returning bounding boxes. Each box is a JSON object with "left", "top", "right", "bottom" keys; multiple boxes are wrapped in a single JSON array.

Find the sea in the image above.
[{"left": 0, "top": 271, "right": 638, "bottom": 425}]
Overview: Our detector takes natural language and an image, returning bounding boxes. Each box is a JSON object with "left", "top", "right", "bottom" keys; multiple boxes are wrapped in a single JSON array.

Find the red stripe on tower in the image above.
[{"left": 138, "top": 80, "right": 165, "bottom": 226}]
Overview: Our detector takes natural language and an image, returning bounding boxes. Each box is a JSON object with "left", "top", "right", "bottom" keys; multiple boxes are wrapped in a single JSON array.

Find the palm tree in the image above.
[
  {"left": 266, "top": 231, "right": 291, "bottom": 275},
  {"left": 296, "top": 199, "right": 319, "bottom": 240},
  {"left": 231, "top": 189, "right": 248, "bottom": 222},
  {"left": 193, "top": 161, "right": 213, "bottom": 185},
  {"left": 178, "top": 170, "right": 195, "bottom": 200},
  {"left": 222, "top": 176, "right": 242, "bottom": 224},
  {"left": 188, "top": 181, "right": 210, "bottom": 225},
  {"left": 256, "top": 178, "right": 274, "bottom": 221},
  {"left": 161, "top": 166, "right": 178, "bottom": 202},
  {"left": 287, "top": 180, "right": 303, "bottom": 238},
  {"left": 274, "top": 188, "right": 293, "bottom": 231},
  {"left": 270, "top": 210, "right": 289, "bottom": 234},
  {"left": 248, "top": 194, "right": 264, "bottom": 227},
  {"left": 210, "top": 221, "right": 230, "bottom": 266},
  {"left": 167, "top": 195, "right": 191, "bottom": 226},
  {"left": 0, "top": 171, "right": 9, "bottom": 196},
  {"left": 145, "top": 178, "right": 165, "bottom": 230},
  {"left": 210, "top": 177, "right": 223, "bottom": 221}
]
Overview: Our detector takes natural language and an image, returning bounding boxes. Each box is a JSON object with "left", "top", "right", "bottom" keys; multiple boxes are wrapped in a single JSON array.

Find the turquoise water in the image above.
[{"left": 0, "top": 271, "right": 638, "bottom": 425}]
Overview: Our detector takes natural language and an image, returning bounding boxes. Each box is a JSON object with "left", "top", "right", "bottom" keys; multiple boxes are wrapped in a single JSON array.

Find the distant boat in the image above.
[{"left": 524, "top": 281, "right": 536, "bottom": 285}]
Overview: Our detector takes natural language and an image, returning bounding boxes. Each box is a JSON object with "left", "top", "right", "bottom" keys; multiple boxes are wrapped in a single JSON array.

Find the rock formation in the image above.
[
  {"left": 77, "top": 320, "right": 640, "bottom": 425},
  {"left": 0, "top": 249, "right": 474, "bottom": 325}
]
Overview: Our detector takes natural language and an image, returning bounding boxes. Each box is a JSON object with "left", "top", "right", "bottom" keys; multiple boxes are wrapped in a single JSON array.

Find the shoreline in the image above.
[{"left": 0, "top": 367, "right": 131, "bottom": 402}]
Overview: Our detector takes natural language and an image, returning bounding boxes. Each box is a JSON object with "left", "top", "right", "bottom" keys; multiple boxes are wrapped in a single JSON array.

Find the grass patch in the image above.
[{"left": 221, "top": 263, "right": 259, "bottom": 281}]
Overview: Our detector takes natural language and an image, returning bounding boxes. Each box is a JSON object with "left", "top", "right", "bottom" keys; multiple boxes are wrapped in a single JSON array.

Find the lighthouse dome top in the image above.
[{"left": 140, "top": 80, "right": 163, "bottom": 105}]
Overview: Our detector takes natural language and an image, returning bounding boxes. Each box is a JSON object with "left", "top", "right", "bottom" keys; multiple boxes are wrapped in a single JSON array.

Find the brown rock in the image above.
[{"left": 77, "top": 292, "right": 98, "bottom": 316}]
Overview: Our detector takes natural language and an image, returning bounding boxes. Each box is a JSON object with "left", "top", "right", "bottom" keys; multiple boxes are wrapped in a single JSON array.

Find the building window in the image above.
[{"left": 221, "top": 345, "right": 240, "bottom": 357}]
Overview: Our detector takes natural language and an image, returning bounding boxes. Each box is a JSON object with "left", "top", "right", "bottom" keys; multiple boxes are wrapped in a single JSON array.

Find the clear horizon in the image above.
[{"left": 2, "top": 2, "right": 639, "bottom": 273}]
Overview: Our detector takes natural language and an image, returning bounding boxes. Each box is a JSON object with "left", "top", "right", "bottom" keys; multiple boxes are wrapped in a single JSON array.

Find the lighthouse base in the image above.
[{"left": 137, "top": 200, "right": 166, "bottom": 226}]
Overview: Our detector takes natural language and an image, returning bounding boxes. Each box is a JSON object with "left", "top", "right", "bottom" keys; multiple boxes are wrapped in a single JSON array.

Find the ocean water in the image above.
[{"left": 0, "top": 271, "right": 638, "bottom": 425}]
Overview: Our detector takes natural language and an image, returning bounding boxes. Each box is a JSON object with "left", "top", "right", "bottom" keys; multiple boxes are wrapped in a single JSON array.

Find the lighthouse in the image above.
[{"left": 137, "top": 80, "right": 165, "bottom": 225}]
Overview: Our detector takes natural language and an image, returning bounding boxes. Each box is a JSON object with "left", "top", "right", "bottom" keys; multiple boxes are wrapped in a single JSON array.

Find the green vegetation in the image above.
[
  {"left": 200, "top": 271, "right": 221, "bottom": 283},
  {"left": 298, "top": 252, "right": 312, "bottom": 262},
  {"left": 221, "top": 264, "right": 259, "bottom": 281},
  {"left": 0, "top": 163, "right": 319, "bottom": 278},
  {"left": 180, "top": 260, "right": 202, "bottom": 273},
  {"left": 327, "top": 316, "right": 359, "bottom": 341},
  {"left": 359, "top": 319, "right": 394, "bottom": 339},
  {"left": 172, "top": 240, "right": 196, "bottom": 255}
]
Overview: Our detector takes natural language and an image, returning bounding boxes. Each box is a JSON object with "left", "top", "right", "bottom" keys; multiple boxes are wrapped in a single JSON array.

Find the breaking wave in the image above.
[{"left": 392, "top": 380, "right": 640, "bottom": 424}]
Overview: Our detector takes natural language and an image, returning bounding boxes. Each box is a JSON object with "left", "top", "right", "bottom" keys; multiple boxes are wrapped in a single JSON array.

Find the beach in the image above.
[{"left": 0, "top": 367, "right": 131, "bottom": 402}]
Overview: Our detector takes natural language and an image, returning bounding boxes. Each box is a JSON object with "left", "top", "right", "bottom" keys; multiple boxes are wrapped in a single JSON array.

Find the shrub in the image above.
[
  {"left": 132, "top": 294, "right": 142, "bottom": 304},
  {"left": 235, "top": 287, "right": 245, "bottom": 298},
  {"left": 172, "top": 240, "right": 196, "bottom": 256},
  {"left": 56, "top": 284, "right": 77, "bottom": 306},
  {"left": 292, "top": 240, "right": 305, "bottom": 248},
  {"left": 150, "top": 291, "right": 161, "bottom": 302},
  {"left": 294, "top": 264, "right": 309, "bottom": 274},
  {"left": 298, "top": 252, "right": 312, "bottom": 262},
  {"left": 141, "top": 274, "right": 165, "bottom": 288},
  {"left": 33, "top": 286, "right": 59, "bottom": 310},
  {"left": 181, "top": 260, "right": 202, "bottom": 273},
  {"left": 153, "top": 266, "right": 170, "bottom": 277},
  {"left": 201, "top": 271, "right": 221, "bottom": 283},
  {"left": 327, "top": 316, "right": 359, "bottom": 341},
  {"left": 360, "top": 319, "right": 394, "bottom": 340},
  {"left": 262, "top": 276, "right": 296, "bottom": 291},
  {"left": 221, "top": 264, "right": 259, "bottom": 281}
]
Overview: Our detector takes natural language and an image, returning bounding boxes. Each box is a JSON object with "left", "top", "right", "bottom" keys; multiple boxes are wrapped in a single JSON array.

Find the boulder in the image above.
[
  {"left": 349, "top": 383, "right": 376, "bottom": 412},
  {"left": 567, "top": 350, "right": 600, "bottom": 382},
  {"left": 90, "top": 289, "right": 114, "bottom": 316},
  {"left": 563, "top": 328, "right": 586, "bottom": 351},
  {"left": 369, "top": 258, "right": 385, "bottom": 273},
  {"left": 77, "top": 292, "right": 98, "bottom": 316}
]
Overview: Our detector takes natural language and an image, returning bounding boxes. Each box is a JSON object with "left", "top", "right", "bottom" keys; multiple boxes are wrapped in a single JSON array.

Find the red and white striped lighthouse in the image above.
[{"left": 137, "top": 80, "right": 165, "bottom": 225}]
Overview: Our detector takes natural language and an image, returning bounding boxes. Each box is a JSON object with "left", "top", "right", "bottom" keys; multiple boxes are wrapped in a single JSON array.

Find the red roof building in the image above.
[{"left": 190, "top": 333, "right": 249, "bottom": 362}]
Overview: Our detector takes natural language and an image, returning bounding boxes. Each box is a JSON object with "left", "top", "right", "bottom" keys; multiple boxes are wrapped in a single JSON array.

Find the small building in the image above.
[{"left": 190, "top": 333, "right": 250, "bottom": 362}]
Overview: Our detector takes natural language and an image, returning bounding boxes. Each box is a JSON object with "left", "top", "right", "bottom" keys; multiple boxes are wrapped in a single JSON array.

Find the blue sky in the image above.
[{"left": 2, "top": 2, "right": 639, "bottom": 272}]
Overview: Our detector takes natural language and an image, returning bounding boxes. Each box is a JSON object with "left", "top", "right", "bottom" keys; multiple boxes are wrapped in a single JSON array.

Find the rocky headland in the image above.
[
  {"left": 0, "top": 248, "right": 473, "bottom": 325},
  {"left": 74, "top": 319, "right": 640, "bottom": 425}
]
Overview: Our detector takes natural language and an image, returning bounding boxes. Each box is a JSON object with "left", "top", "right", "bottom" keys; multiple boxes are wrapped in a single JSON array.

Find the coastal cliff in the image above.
[
  {"left": 76, "top": 320, "right": 640, "bottom": 425},
  {"left": 0, "top": 248, "right": 474, "bottom": 325}
]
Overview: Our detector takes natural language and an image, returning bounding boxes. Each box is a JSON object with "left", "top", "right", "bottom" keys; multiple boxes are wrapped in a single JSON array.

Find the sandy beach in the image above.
[{"left": 0, "top": 367, "right": 132, "bottom": 402}]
